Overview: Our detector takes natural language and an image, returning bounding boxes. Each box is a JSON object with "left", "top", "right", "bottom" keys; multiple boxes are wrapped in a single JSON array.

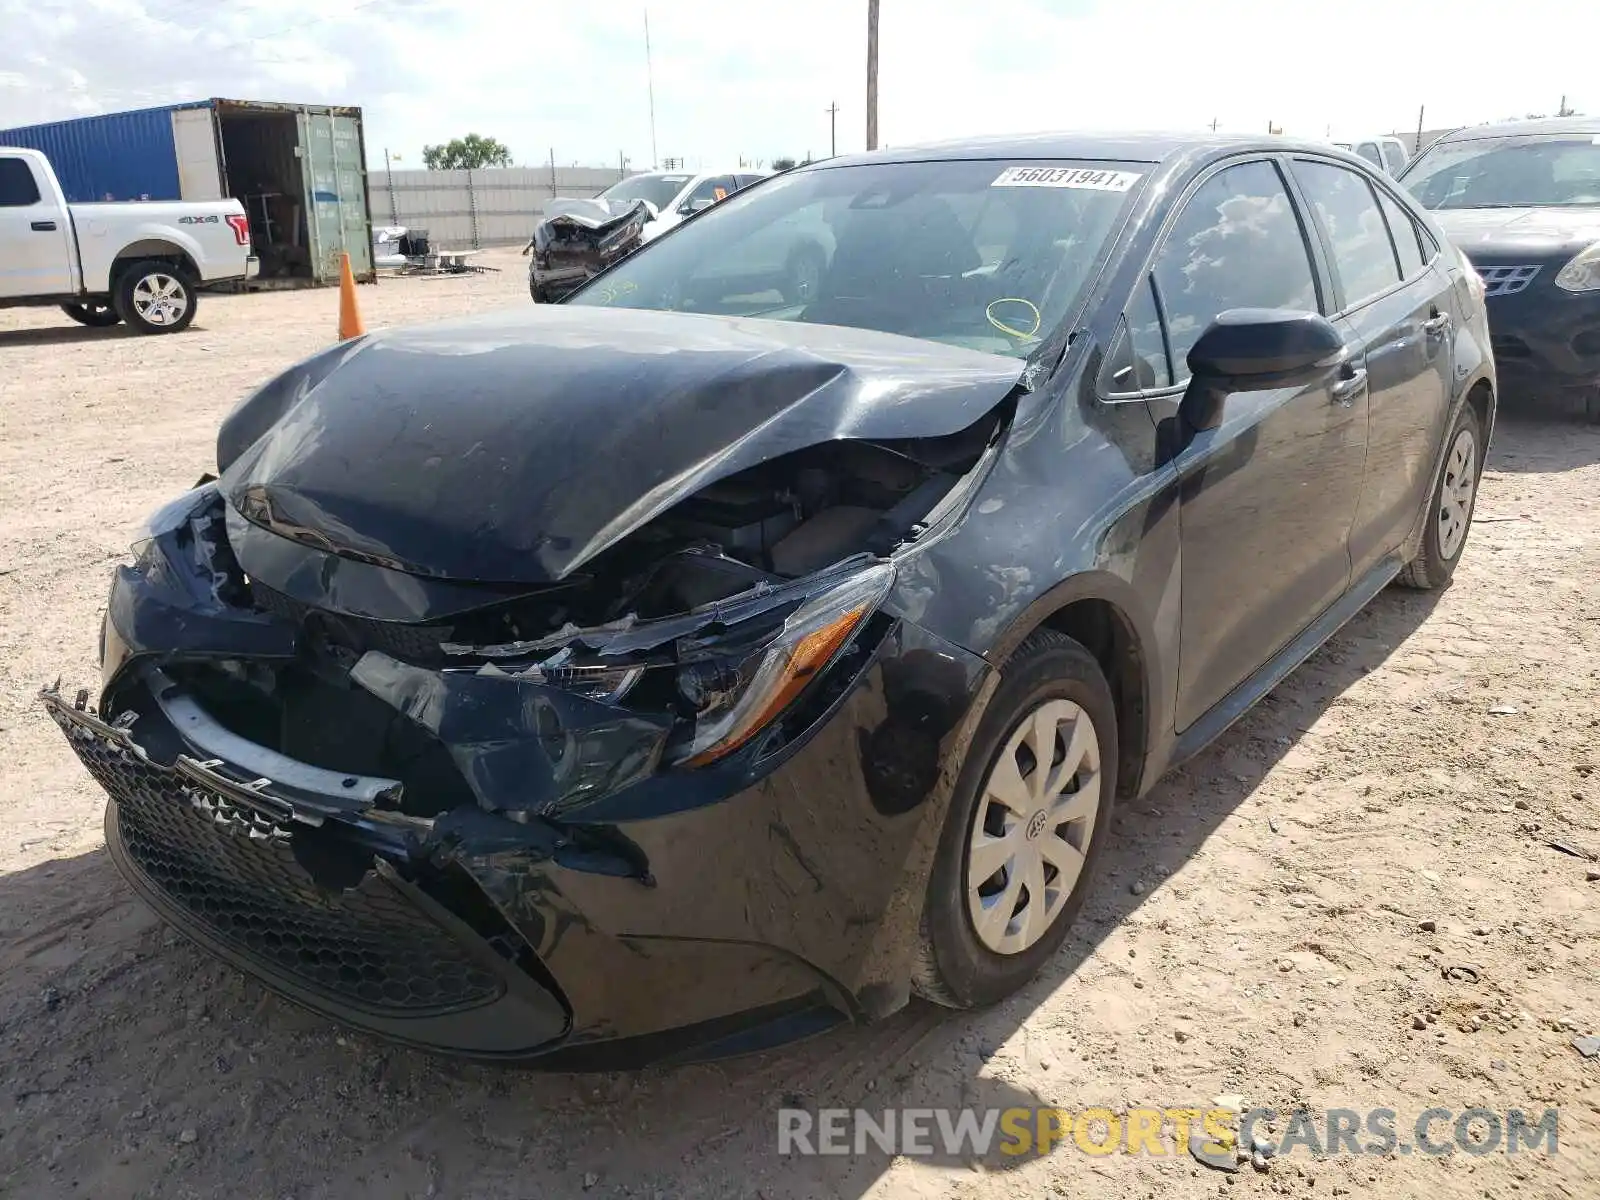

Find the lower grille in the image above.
[{"left": 49, "top": 704, "right": 504, "bottom": 1015}]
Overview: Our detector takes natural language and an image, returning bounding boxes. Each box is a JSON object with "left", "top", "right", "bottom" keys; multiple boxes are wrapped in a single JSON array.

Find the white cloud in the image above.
[{"left": 0, "top": 0, "right": 1594, "bottom": 167}]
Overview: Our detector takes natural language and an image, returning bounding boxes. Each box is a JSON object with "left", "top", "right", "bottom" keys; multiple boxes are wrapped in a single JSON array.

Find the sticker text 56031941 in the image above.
[{"left": 991, "top": 167, "right": 1143, "bottom": 191}]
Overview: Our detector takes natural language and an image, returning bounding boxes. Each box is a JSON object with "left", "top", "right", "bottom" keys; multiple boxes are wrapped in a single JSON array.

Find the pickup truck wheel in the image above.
[
  {"left": 60, "top": 302, "right": 122, "bottom": 328},
  {"left": 113, "top": 262, "right": 196, "bottom": 334}
]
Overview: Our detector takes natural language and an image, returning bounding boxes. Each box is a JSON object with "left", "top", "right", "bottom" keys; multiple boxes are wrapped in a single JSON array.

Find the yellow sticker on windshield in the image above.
[{"left": 992, "top": 167, "right": 1142, "bottom": 191}]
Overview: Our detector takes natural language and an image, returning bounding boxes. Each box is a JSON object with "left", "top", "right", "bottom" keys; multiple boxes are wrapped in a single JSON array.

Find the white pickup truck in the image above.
[{"left": 0, "top": 147, "right": 258, "bottom": 334}]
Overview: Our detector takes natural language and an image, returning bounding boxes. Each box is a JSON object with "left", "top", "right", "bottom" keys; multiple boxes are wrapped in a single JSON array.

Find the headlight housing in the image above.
[
  {"left": 673, "top": 562, "right": 894, "bottom": 766},
  {"left": 1555, "top": 240, "right": 1600, "bottom": 293}
]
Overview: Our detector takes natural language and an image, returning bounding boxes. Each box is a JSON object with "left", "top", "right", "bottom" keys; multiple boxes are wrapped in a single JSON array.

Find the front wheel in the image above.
[
  {"left": 60, "top": 302, "right": 121, "bottom": 328},
  {"left": 1397, "top": 403, "right": 1483, "bottom": 590},
  {"left": 911, "top": 629, "right": 1118, "bottom": 1009},
  {"left": 113, "top": 261, "right": 197, "bottom": 334}
]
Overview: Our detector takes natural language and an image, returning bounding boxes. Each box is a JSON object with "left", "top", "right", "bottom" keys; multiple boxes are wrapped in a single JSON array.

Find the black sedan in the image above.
[
  {"left": 1400, "top": 116, "right": 1600, "bottom": 421},
  {"left": 45, "top": 132, "right": 1495, "bottom": 1067}
]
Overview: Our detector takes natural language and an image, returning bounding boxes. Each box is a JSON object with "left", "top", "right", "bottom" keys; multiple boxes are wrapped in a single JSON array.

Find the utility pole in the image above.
[
  {"left": 548, "top": 147, "right": 557, "bottom": 198},
  {"left": 644, "top": 7, "right": 659, "bottom": 168},
  {"left": 383, "top": 147, "right": 397, "bottom": 225},
  {"left": 1415, "top": 104, "right": 1425, "bottom": 155},
  {"left": 866, "top": 0, "right": 879, "bottom": 151},
  {"left": 1209, "top": 117, "right": 1218, "bottom": 132},
  {"left": 826, "top": 101, "right": 839, "bottom": 157}
]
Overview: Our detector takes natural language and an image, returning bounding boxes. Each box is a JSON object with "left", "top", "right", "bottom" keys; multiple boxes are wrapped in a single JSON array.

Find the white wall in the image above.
[{"left": 367, "top": 166, "right": 634, "bottom": 248}]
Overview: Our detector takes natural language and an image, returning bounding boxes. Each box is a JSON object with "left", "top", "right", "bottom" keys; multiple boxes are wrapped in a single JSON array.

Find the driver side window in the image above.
[
  {"left": 1151, "top": 160, "right": 1320, "bottom": 383},
  {"left": 681, "top": 175, "right": 735, "bottom": 213}
]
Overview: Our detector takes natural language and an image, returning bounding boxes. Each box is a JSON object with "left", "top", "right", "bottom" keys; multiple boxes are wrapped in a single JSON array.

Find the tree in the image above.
[
  {"left": 771, "top": 156, "right": 798, "bottom": 171},
  {"left": 422, "top": 134, "right": 513, "bottom": 170}
]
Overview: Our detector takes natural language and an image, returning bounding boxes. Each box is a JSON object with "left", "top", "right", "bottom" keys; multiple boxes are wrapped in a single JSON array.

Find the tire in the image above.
[
  {"left": 60, "top": 301, "right": 121, "bottom": 328},
  {"left": 911, "top": 628, "right": 1119, "bottom": 1009},
  {"left": 1397, "top": 402, "right": 1483, "bottom": 590},
  {"left": 783, "top": 245, "right": 827, "bottom": 305},
  {"left": 113, "top": 261, "right": 197, "bottom": 334}
]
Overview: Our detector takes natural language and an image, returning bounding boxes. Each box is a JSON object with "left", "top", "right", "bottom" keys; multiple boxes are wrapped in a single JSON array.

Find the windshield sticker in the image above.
[{"left": 991, "top": 166, "right": 1142, "bottom": 191}]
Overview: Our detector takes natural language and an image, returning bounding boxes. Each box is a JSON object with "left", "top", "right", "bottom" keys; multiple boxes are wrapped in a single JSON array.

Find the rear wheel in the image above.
[
  {"left": 60, "top": 301, "right": 121, "bottom": 328},
  {"left": 113, "top": 261, "right": 197, "bottom": 334},
  {"left": 911, "top": 629, "right": 1118, "bottom": 1009},
  {"left": 1398, "top": 402, "right": 1482, "bottom": 589}
]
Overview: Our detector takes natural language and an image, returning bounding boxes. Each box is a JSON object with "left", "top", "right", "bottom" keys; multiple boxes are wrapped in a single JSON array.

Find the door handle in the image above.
[
  {"left": 30, "top": 220, "right": 57, "bottom": 232},
  {"left": 1422, "top": 311, "right": 1451, "bottom": 336},
  {"left": 1331, "top": 365, "right": 1368, "bottom": 405}
]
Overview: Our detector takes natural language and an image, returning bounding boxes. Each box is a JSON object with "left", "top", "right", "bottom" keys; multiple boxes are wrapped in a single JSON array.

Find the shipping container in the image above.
[{"left": 0, "top": 99, "right": 375, "bottom": 287}]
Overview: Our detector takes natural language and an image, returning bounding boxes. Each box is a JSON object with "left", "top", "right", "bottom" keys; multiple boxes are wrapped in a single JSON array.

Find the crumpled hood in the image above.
[
  {"left": 1432, "top": 205, "right": 1600, "bottom": 257},
  {"left": 217, "top": 305, "right": 1025, "bottom": 584},
  {"left": 538, "top": 197, "right": 650, "bottom": 234}
]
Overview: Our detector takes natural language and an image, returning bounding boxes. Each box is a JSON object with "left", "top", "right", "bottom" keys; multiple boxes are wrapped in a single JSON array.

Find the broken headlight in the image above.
[{"left": 672, "top": 562, "right": 894, "bottom": 766}]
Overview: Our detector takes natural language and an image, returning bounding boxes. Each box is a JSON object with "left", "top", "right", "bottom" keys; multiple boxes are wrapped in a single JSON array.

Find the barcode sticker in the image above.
[{"left": 991, "top": 166, "right": 1142, "bottom": 191}]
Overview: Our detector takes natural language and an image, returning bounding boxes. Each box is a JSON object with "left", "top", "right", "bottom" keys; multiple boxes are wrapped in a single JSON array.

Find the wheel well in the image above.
[
  {"left": 1466, "top": 380, "right": 1493, "bottom": 439},
  {"left": 112, "top": 242, "right": 200, "bottom": 283},
  {"left": 1038, "top": 599, "right": 1148, "bottom": 800}
]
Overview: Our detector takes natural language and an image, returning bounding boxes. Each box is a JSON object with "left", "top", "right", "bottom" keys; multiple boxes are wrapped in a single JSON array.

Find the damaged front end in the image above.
[
  {"left": 526, "top": 198, "right": 651, "bottom": 303},
  {"left": 45, "top": 393, "right": 1004, "bottom": 1061}
]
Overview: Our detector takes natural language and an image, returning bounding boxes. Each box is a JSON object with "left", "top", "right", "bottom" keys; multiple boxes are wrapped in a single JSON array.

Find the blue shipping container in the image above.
[{"left": 0, "top": 101, "right": 211, "bottom": 203}]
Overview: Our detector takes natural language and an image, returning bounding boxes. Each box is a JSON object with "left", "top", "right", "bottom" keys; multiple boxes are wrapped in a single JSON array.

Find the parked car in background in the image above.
[
  {"left": 46, "top": 132, "right": 1493, "bottom": 1066},
  {"left": 526, "top": 168, "right": 768, "bottom": 301},
  {"left": 1400, "top": 116, "right": 1600, "bottom": 421},
  {"left": 1334, "top": 136, "right": 1410, "bottom": 176},
  {"left": 0, "top": 147, "right": 256, "bottom": 333}
]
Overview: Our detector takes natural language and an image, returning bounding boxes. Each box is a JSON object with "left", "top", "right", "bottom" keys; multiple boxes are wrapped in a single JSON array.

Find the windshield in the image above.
[
  {"left": 1402, "top": 134, "right": 1600, "bottom": 208},
  {"left": 566, "top": 158, "right": 1147, "bottom": 359},
  {"left": 600, "top": 173, "right": 693, "bottom": 209}
]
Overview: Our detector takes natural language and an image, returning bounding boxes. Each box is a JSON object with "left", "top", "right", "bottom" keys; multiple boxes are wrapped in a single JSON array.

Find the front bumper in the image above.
[
  {"left": 46, "top": 498, "right": 991, "bottom": 1065},
  {"left": 1473, "top": 260, "right": 1600, "bottom": 401}
]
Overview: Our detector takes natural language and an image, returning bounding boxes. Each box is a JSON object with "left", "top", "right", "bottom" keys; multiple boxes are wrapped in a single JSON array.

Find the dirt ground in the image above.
[{"left": 1, "top": 248, "right": 1596, "bottom": 1200}]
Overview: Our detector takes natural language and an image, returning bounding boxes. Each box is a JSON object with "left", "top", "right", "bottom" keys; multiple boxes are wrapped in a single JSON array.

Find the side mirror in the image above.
[
  {"left": 680, "top": 197, "right": 713, "bottom": 216},
  {"left": 1180, "top": 308, "right": 1344, "bottom": 432},
  {"left": 641, "top": 200, "right": 659, "bottom": 221}
]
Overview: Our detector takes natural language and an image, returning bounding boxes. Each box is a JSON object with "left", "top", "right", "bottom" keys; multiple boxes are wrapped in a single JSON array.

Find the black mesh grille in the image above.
[
  {"left": 51, "top": 707, "right": 504, "bottom": 1015},
  {"left": 249, "top": 581, "right": 453, "bottom": 664}
]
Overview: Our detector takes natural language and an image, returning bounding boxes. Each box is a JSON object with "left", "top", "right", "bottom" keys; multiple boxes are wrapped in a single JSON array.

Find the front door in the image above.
[
  {"left": 1289, "top": 158, "right": 1455, "bottom": 576},
  {"left": 0, "top": 155, "right": 75, "bottom": 299},
  {"left": 1140, "top": 158, "right": 1369, "bottom": 730}
]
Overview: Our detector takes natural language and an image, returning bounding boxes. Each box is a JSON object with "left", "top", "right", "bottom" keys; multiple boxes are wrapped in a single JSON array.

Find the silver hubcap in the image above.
[
  {"left": 132, "top": 274, "right": 188, "bottom": 325},
  {"left": 967, "top": 699, "right": 1102, "bottom": 955},
  {"left": 1437, "top": 427, "right": 1477, "bottom": 560}
]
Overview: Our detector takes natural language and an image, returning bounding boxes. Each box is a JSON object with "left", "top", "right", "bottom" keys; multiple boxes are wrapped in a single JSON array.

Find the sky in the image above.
[{"left": 0, "top": 0, "right": 1595, "bottom": 170}]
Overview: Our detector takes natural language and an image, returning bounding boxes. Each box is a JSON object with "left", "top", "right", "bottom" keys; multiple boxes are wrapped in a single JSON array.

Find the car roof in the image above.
[
  {"left": 821, "top": 129, "right": 1358, "bottom": 168},
  {"left": 1434, "top": 115, "right": 1600, "bottom": 144}
]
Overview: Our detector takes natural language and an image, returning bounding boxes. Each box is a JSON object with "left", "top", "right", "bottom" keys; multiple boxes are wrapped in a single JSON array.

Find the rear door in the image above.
[
  {"left": 0, "top": 154, "right": 75, "bottom": 298},
  {"left": 1289, "top": 158, "right": 1453, "bottom": 576},
  {"left": 296, "top": 110, "right": 373, "bottom": 279},
  {"left": 1138, "top": 158, "right": 1369, "bottom": 729}
]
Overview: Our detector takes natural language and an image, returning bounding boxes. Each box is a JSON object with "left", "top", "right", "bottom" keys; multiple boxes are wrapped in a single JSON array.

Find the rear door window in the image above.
[
  {"left": 1294, "top": 160, "right": 1402, "bottom": 308},
  {"left": 1381, "top": 141, "right": 1408, "bottom": 175},
  {"left": 1151, "top": 159, "right": 1321, "bottom": 379},
  {"left": 0, "top": 157, "right": 41, "bottom": 207},
  {"left": 1375, "top": 189, "right": 1425, "bottom": 280}
]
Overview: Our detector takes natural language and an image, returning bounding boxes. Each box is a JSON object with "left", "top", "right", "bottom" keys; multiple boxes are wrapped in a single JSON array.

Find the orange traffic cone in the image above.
[{"left": 338, "top": 251, "right": 366, "bottom": 340}]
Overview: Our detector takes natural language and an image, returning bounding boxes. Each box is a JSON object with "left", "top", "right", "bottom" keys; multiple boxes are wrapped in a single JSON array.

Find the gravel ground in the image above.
[{"left": 1, "top": 249, "right": 1597, "bottom": 1199}]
